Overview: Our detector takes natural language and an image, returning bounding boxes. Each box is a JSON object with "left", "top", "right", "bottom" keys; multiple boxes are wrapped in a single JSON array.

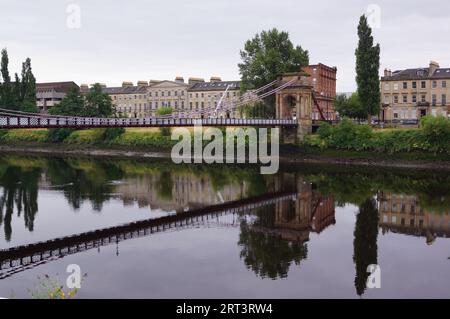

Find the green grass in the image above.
[{"left": 0, "top": 129, "right": 48, "bottom": 143}]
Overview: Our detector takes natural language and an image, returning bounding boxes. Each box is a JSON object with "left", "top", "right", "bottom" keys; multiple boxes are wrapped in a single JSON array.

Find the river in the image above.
[{"left": 0, "top": 154, "right": 449, "bottom": 298}]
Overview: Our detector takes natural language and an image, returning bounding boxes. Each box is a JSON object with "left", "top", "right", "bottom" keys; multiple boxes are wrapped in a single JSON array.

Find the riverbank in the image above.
[{"left": 1, "top": 143, "right": 449, "bottom": 171}]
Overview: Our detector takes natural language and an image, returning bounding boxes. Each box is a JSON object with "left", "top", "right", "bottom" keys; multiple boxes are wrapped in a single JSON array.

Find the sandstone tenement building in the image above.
[{"left": 380, "top": 61, "right": 450, "bottom": 122}]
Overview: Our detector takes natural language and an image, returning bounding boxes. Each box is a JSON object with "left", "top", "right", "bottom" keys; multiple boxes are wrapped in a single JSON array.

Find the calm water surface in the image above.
[{"left": 0, "top": 155, "right": 449, "bottom": 298}]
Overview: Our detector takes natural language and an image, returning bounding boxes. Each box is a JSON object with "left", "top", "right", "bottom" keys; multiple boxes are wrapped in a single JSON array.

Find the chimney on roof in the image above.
[
  {"left": 99, "top": 83, "right": 107, "bottom": 89},
  {"left": 149, "top": 80, "right": 161, "bottom": 86},
  {"left": 122, "top": 81, "right": 133, "bottom": 88},
  {"left": 175, "top": 76, "right": 185, "bottom": 83},
  {"left": 137, "top": 81, "right": 148, "bottom": 87},
  {"left": 80, "top": 84, "right": 89, "bottom": 92},
  {"left": 429, "top": 61, "right": 440, "bottom": 75},
  {"left": 384, "top": 69, "right": 389, "bottom": 77},
  {"left": 210, "top": 76, "right": 222, "bottom": 83},
  {"left": 188, "top": 77, "right": 205, "bottom": 85}
]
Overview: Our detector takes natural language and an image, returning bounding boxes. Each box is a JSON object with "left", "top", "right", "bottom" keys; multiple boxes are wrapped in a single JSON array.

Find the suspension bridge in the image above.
[{"left": 0, "top": 73, "right": 325, "bottom": 139}]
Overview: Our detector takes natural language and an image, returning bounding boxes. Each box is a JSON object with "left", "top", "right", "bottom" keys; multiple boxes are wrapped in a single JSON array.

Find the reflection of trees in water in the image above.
[
  {"left": 238, "top": 206, "right": 308, "bottom": 279},
  {"left": 156, "top": 171, "right": 173, "bottom": 200},
  {"left": 0, "top": 167, "right": 40, "bottom": 242},
  {"left": 353, "top": 198, "right": 379, "bottom": 296},
  {"left": 46, "top": 159, "right": 124, "bottom": 211},
  {"left": 306, "top": 171, "right": 450, "bottom": 212}
]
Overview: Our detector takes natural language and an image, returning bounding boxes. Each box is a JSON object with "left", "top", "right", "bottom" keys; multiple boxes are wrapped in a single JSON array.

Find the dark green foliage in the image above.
[
  {"left": 238, "top": 28, "right": 309, "bottom": 113},
  {"left": 103, "top": 127, "right": 125, "bottom": 141},
  {"left": 47, "top": 128, "right": 76, "bottom": 143},
  {"left": 0, "top": 49, "right": 37, "bottom": 111},
  {"left": 239, "top": 28, "right": 309, "bottom": 92},
  {"left": 310, "top": 117, "right": 450, "bottom": 154},
  {"left": 159, "top": 127, "right": 171, "bottom": 137},
  {"left": 0, "top": 48, "right": 15, "bottom": 108},
  {"left": 238, "top": 206, "right": 308, "bottom": 279},
  {"left": 84, "top": 83, "right": 113, "bottom": 117},
  {"left": 48, "top": 87, "right": 84, "bottom": 116},
  {"left": 355, "top": 15, "right": 381, "bottom": 120},
  {"left": 156, "top": 171, "right": 173, "bottom": 200},
  {"left": 20, "top": 58, "right": 37, "bottom": 109},
  {"left": 353, "top": 198, "right": 379, "bottom": 296},
  {"left": 334, "top": 93, "right": 366, "bottom": 120},
  {"left": 0, "top": 165, "right": 40, "bottom": 241},
  {"left": 49, "top": 83, "right": 113, "bottom": 118},
  {"left": 156, "top": 107, "right": 173, "bottom": 116},
  {"left": 420, "top": 115, "right": 450, "bottom": 153},
  {"left": 317, "top": 119, "right": 373, "bottom": 151}
]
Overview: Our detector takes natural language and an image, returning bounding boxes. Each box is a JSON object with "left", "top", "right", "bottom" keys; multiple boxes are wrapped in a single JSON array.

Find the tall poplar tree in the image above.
[
  {"left": 20, "top": 58, "right": 37, "bottom": 112},
  {"left": 0, "top": 48, "right": 15, "bottom": 109},
  {"left": 355, "top": 15, "right": 380, "bottom": 123}
]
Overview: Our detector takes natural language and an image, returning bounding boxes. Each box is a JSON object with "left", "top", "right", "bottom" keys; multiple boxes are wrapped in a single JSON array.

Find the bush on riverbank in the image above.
[{"left": 306, "top": 116, "right": 450, "bottom": 154}]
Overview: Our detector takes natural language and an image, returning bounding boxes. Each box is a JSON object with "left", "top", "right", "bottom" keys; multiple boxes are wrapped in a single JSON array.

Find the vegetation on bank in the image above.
[{"left": 304, "top": 116, "right": 450, "bottom": 155}]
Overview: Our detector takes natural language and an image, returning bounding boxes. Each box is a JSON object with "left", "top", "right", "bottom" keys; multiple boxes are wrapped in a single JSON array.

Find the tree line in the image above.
[{"left": 0, "top": 48, "right": 38, "bottom": 112}]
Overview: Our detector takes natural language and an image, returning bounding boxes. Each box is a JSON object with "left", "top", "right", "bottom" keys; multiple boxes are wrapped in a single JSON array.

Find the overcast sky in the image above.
[{"left": 1, "top": 0, "right": 449, "bottom": 92}]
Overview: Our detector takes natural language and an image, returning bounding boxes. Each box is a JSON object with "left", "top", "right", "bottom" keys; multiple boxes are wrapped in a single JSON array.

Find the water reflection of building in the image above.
[
  {"left": 115, "top": 174, "right": 248, "bottom": 213},
  {"left": 378, "top": 192, "right": 450, "bottom": 244},
  {"left": 259, "top": 176, "right": 336, "bottom": 242}
]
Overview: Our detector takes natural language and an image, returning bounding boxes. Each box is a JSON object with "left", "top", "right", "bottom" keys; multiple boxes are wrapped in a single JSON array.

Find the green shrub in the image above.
[
  {"left": 304, "top": 116, "right": 450, "bottom": 155},
  {"left": 317, "top": 122, "right": 333, "bottom": 140},
  {"left": 159, "top": 127, "right": 172, "bottom": 137},
  {"left": 0, "top": 129, "right": 9, "bottom": 139},
  {"left": 47, "top": 128, "right": 76, "bottom": 143},
  {"left": 64, "top": 129, "right": 105, "bottom": 144},
  {"left": 327, "top": 119, "right": 374, "bottom": 151},
  {"left": 420, "top": 115, "right": 450, "bottom": 153},
  {"left": 103, "top": 127, "right": 125, "bottom": 141}
]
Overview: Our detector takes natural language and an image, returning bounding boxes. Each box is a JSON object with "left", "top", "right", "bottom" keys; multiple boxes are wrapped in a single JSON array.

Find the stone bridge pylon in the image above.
[{"left": 275, "top": 72, "right": 313, "bottom": 143}]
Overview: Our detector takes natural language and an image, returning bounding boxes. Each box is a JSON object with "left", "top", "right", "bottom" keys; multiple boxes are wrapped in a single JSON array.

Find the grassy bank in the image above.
[
  {"left": 0, "top": 127, "right": 175, "bottom": 151},
  {"left": 304, "top": 116, "right": 450, "bottom": 156},
  {"left": 0, "top": 118, "right": 449, "bottom": 163}
]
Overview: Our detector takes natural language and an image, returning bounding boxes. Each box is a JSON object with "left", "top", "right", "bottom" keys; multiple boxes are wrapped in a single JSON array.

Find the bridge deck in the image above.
[{"left": 0, "top": 116, "right": 297, "bottom": 129}]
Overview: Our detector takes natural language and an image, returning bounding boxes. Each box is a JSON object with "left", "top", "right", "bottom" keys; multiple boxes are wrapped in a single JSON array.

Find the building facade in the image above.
[
  {"left": 303, "top": 63, "right": 337, "bottom": 121},
  {"left": 36, "top": 82, "right": 79, "bottom": 113},
  {"left": 146, "top": 78, "right": 189, "bottom": 117},
  {"left": 99, "top": 82, "right": 149, "bottom": 118},
  {"left": 380, "top": 61, "right": 450, "bottom": 122},
  {"left": 187, "top": 77, "right": 241, "bottom": 118}
]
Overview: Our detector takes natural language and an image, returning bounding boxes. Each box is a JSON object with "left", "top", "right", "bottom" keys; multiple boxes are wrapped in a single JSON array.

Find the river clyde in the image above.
[{"left": 0, "top": 154, "right": 448, "bottom": 298}]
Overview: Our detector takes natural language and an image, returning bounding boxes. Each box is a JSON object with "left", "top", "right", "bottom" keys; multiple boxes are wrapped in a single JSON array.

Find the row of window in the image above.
[
  {"left": 116, "top": 100, "right": 187, "bottom": 110},
  {"left": 148, "top": 90, "right": 185, "bottom": 97},
  {"left": 385, "top": 94, "right": 447, "bottom": 105},
  {"left": 189, "top": 91, "right": 238, "bottom": 99},
  {"left": 112, "top": 90, "right": 240, "bottom": 102},
  {"left": 385, "top": 80, "right": 448, "bottom": 91}
]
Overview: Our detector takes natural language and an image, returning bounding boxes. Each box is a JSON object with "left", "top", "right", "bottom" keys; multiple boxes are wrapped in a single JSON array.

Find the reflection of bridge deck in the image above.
[{"left": 0, "top": 192, "right": 295, "bottom": 280}]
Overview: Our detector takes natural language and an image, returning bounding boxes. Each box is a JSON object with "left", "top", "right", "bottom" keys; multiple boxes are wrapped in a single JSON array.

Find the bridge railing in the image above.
[{"left": 0, "top": 115, "right": 298, "bottom": 128}]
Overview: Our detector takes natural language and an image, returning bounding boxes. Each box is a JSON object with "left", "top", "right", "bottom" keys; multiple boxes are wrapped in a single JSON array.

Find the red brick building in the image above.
[{"left": 303, "top": 63, "right": 337, "bottom": 120}]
